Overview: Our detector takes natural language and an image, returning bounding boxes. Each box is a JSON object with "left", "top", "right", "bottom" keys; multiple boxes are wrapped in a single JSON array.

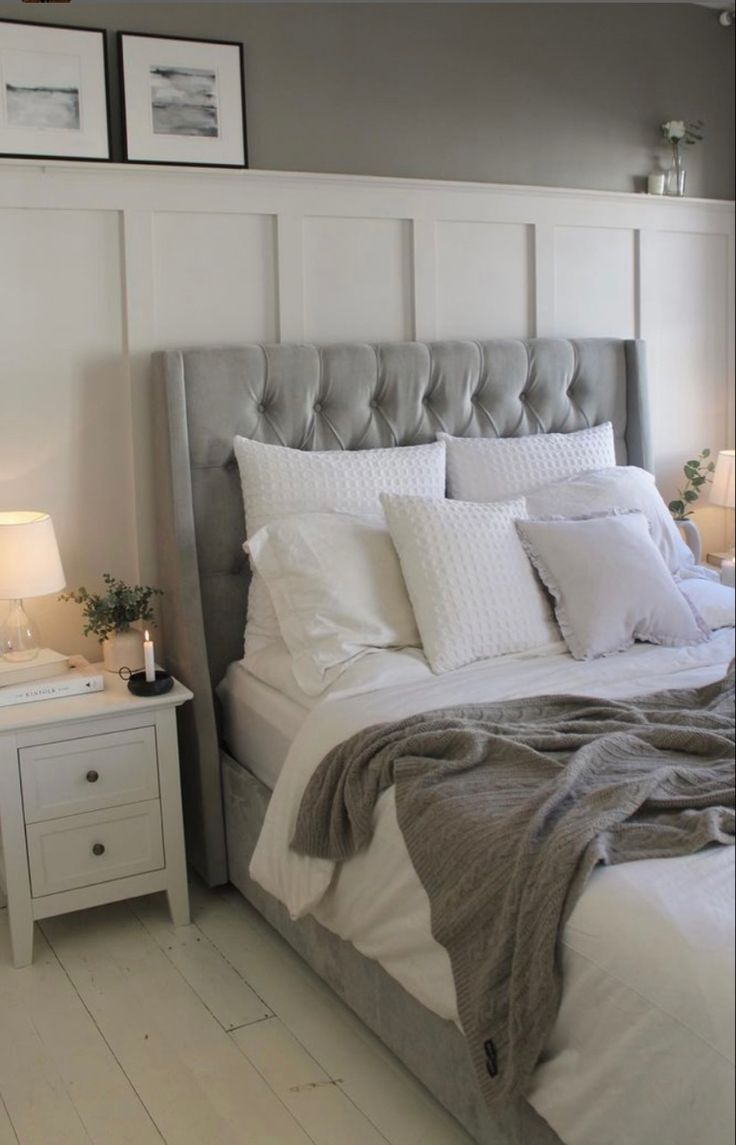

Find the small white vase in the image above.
[
  {"left": 676, "top": 518, "right": 701, "bottom": 564},
  {"left": 102, "top": 628, "right": 145, "bottom": 674}
]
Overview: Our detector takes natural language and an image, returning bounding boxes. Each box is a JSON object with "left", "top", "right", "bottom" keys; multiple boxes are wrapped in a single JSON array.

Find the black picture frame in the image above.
[
  {"left": 118, "top": 31, "right": 247, "bottom": 169},
  {"left": 0, "top": 18, "right": 111, "bottom": 162}
]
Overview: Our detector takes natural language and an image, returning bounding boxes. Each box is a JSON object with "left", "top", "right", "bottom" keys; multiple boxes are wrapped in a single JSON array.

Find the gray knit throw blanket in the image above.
[{"left": 291, "top": 664, "right": 735, "bottom": 1112}]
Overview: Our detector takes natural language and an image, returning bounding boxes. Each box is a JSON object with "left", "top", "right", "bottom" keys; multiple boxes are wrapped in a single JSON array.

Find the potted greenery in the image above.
[
  {"left": 668, "top": 448, "right": 715, "bottom": 563},
  {"left": 60, "top": 573, "right": 162, "bottom": 673}
]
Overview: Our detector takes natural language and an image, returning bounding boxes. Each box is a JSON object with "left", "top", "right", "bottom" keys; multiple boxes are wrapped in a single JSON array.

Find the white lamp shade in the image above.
[
  {"left": 710, "top": 450, "right": 736, "bottom": 510},
  {"left": 0, "top": 511, "right": 66, "bottom": 600}
]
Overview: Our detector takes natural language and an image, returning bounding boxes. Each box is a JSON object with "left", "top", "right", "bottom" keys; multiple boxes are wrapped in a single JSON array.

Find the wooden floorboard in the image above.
[
  {"left": 41, "top": 902, "right": 312, "bottom": 1145},
  {"left": 190, "top": 882, "right": 475, "bottom": 1145},
  {"left": 0, "top": 913, "right": 160, "bottom": 1145},
  {"left": 232, "top": 1016, "right": 390, "bottom": 1145},
  {"left": 132, "top": 893, "right": 272, "bottom": 1031},
  {"left": 0, "top": 1093, "right": 19, "bottom": 1145},
  {"left": 1, "top": 884, "right": 474, "bottom": 1145}
]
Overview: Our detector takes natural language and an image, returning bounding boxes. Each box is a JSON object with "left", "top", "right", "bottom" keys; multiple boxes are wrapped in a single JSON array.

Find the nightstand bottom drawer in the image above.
[{"left": 27, "top": 801, "right": 164, "bottom": 897}]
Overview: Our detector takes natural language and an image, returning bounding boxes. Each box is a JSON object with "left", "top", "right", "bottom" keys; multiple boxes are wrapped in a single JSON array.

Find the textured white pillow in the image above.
[
  {"left": 246, "top": 512, "right": 420, "bottom": 695},
  {"left": 381, "top": 494, "right": 559, "bottom": 674},
  {"left": 678, "top": 579, "right": 735, "bottom": 631},
  {"left": 526, "top": 466, "right": 695, "bottom": 577},
  {"left": 439, "top": 422, "right": 616, "bottom": 502},
  {"left": 233, "top": 437, "right": 446, "bottom": 668},
  {"left": 516, "top": 511, "right": 709, "bottom": 661}
]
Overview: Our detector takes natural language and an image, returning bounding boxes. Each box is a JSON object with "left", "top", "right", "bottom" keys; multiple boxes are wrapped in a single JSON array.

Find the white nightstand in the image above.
[{"left": 0, "top": 667, "right": 193, "bottom": 967}]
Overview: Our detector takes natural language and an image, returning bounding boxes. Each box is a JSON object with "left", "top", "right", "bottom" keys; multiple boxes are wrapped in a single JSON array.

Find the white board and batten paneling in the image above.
[
  {"left": 0, "top": 160, "right": 733, "bottom": 658},
  {"left": 435, "top": 221, "right": 533, "bottom": 339}
]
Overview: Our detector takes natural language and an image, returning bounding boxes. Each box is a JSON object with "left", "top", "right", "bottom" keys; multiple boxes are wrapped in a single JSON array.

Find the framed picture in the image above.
[
  {"left": 0, "top": 20, "right": 110, "bottom": 161},
  {"left": 118, "top": 32, "right": 247, "bottom": 168}
]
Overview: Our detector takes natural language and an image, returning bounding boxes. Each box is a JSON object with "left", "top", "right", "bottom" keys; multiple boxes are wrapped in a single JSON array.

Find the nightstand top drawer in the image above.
[
  {"left": 27, "top": 800, "right": 164, "bottom": 898},
  {"left": 20, "top": 726, "right": 159, "bottom": 823}
]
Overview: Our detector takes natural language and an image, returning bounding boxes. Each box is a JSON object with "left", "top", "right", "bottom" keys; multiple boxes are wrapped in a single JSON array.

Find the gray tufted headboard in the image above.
[{"left": 152, "top": 337, "right": 650, "bottom": 884}]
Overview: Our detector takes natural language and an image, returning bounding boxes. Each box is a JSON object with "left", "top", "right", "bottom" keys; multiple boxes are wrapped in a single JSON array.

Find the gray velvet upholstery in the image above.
[
  {"left": 222, "top": 752, "right": 563, "bottom": 1145},
  {"left": 152, "top": 337, "right": 650, "bottom": 885}
]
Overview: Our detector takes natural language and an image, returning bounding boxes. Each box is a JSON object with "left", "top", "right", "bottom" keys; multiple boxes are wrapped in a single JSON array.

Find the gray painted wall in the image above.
[{"left": 2, "top": 3, "right": 733, "bottom": 198}]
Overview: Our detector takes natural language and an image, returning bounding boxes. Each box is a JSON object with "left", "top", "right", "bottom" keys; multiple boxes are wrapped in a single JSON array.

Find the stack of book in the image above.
[{"left": 0, "top": 650, "right": 104, "bottom": 708}]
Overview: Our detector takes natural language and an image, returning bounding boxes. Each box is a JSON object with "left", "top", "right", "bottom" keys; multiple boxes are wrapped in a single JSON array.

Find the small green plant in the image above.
[
  {"left": 668, "top": 448, "right": 715, "bottom": 521},
  {"left": 60, "top": 573, "right": 162, "bottom": 641}
]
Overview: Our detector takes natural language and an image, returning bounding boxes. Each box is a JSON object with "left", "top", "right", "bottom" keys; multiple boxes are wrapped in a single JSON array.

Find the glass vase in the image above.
[{"left": 666, "top": 144, "right": 686, "bottom": 197}]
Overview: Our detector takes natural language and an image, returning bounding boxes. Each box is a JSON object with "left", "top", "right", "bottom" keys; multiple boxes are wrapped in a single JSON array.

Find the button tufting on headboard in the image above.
[{"left": 152, "top": 336, "right": 651, "bottom": 884}]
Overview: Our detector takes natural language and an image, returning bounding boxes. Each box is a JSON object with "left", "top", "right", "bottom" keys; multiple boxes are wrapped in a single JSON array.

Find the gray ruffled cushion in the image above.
[{"left": 516, "top": 510, "right": 709, "bottom": 660}]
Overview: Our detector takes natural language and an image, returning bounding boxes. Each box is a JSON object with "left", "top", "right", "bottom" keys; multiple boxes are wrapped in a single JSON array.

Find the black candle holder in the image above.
[{"left": 125, "top": 669, "right": 174, "bottom": 697}]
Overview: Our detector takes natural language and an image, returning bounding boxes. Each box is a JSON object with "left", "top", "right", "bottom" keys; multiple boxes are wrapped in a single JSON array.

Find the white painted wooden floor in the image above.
[{"left": 0, "top": 881, "right": 474, "bottom": 1145}]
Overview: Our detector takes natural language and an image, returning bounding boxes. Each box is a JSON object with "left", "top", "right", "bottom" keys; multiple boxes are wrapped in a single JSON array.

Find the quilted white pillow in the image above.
[
  {"left": 526, "top": 466, "right": 695, "bottom": 577},
  {"left": 233, "top": 437, "right": 446, "bottom": 668},
  {"left": 246, "top": 512, "right": 420, "bottom": 695},
  {"left": 439, "top": 422, "right": 616, "bottom": 502},
  {"left": 381, "top": 494, "right": 559, "bottom": 674}
]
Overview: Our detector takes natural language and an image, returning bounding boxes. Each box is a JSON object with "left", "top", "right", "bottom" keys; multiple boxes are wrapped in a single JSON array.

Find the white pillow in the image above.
[
  {"left": 439, "top": 422, "right": 616, "bottom": 502},
  {"left": 516, "top": 511, "right": 709, "bottom": 661},
  {"left": 246, "top": 513, "right": 420, "bottom": 695},
  {"left": 233, "top": 437, "right": 446, "bottom": 668},
  {"left": 678, "top": 578, "right": 735, "bottom": 630},
  {"left": 381, "top": 494, "right": 559, "bottom": 674},
  {"left": 526, "top": 466, "right": 695, "bottom": 577}
]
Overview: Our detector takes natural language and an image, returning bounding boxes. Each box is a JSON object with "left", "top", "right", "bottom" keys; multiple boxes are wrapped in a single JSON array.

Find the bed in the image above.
[{"left": 152, "top": 338, "right": 734, "bottom": 1145}]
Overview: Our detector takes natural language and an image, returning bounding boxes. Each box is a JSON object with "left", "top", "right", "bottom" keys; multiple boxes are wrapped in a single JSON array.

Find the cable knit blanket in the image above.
[{"left": 291, "top": 665, "right": 735, "bottom": 1112}]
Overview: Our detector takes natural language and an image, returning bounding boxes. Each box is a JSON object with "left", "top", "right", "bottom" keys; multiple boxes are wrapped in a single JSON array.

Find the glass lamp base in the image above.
[{"left": 0, "top": 599, "right": 40, "bottom": 661}]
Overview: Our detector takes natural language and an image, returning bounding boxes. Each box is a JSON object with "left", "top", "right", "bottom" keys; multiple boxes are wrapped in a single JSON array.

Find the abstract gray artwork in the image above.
[
  {"left": 150, "top": 65, "right": 219, "bottom": 137},
  {"left": 6, "top": 83, "right": 80, "bottom": 130},
  {"left": 3, "top": 47, "right": 82, "bottom": 132}
]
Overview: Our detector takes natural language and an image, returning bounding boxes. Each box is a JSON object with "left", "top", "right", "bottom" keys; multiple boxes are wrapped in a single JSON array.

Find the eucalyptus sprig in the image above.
[
  {"left": 668, "top": 448, "right": 715, "bottom": 521},
  {"left": 60, "top": 573, "right": 162, "bottom": 642}
]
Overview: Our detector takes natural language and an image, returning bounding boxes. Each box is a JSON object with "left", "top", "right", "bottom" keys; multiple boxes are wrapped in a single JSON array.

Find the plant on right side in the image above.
[{"left": 668, "top": 448, "right": 715, "bottom": 521}]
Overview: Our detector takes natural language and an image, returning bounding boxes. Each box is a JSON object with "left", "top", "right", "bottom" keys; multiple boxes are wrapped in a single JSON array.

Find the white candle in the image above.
[
  {"left": 647, "top": 172, "right": 666, "bottom": 195},
  {"left": 721, "top": 558, "right": 735, "bottom": 589},
  {"left": 143, "top": 630, "right": 156, "bottom": 683}
]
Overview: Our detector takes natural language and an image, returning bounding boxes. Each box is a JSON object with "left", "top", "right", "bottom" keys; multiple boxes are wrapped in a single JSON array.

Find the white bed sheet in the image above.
[
  {"left": 250, "top": 631, "right": 736, "bottom": 1145},
  {"left": 218, "top": 659, "right": 314, "bottom": 788}
]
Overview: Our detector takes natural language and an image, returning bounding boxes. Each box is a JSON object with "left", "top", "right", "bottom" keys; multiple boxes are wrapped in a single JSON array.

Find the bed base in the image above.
[{"left": 222, "top": 751, "right": 562, "bottom": 1145}]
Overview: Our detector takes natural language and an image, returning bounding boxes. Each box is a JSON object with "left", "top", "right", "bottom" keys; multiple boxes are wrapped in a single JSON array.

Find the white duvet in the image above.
[{"left": 250, "top": 631, "right": 736, "bottom": 1145}]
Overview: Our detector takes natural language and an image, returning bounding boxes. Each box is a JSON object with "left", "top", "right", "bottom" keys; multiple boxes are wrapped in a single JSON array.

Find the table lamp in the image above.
[
  {"left": 709, "top": 449, "right": 735, "bottom": 559},
  {"left": 0, "top": 511, "right": 66, "bottom": 661}
]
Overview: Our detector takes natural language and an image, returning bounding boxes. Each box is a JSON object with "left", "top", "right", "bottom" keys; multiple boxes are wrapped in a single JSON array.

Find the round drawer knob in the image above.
[
  {"left": 86, "top": 770, "right": 100, "bottom": 784},
  {"left": 92, "top": 842, "right": 105, "bottom": 857}
]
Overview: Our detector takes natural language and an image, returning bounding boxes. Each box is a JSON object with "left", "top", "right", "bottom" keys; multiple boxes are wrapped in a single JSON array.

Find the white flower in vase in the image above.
[
  {"left": 659, "top": 118, "right": 703, "bottom": 196},
  {"left": 661, "top": 120, "right": 687, "bottom": 141}
]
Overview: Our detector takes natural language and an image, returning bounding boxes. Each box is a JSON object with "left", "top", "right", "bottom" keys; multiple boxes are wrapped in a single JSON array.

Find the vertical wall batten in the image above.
[
  {"left": 276, "top": 214, "right": 305, "bottom": 343},
  {"left": 411, "top": 218, "right": 438, "bottom": 342},
  {"left": 121, "top": 208, "right": 156, "bottom": 585},
  {"left": 532, "top": 223, "right": 555, "bottom": 337}
]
